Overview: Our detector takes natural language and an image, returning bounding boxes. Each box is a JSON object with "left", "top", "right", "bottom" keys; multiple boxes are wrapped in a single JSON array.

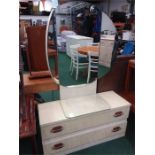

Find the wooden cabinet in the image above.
[{"left": 38, "top": 91, "right": 131, "bottom": 155}]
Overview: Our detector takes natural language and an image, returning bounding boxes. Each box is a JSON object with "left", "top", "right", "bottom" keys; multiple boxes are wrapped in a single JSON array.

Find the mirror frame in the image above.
[{"left": 45, "top": 8, "right": 60, "bottom": 85}]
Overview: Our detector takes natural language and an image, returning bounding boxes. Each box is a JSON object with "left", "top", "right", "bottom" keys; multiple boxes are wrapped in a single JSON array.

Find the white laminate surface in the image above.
[
  {"left": 43, "top": 120, "right": 127, "bottom": 155},
  {"left": 67, "top": 35, "right": 93, "bottom": 40},
  {"left": 98, "top": 91, "right": 131, "bottom": 108},
  {"left": 38, "top": 91, "right": 131, "bottom": 155},
  {"left": 52, "top": 133, "right": 125, "bottom": 155},
  {"left": 38, "top": 91, "right": 131, "bottom": 126},
  {"left": 38, "top": 101, "right": 66, "bottom": 126},
  {"left": 40, "top": 105, "right": 129, "bottom": 140},
  {"left": 60, "top": 94, "right": 110, "bottom": 118},
  {"left": 60, "top": 80, "right": 97, "bottom": 100}
]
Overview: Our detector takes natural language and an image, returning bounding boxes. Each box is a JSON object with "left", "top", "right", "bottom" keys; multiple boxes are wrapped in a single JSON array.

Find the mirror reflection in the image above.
[{"left": 47, "top": 1, "right": 116, "bottom": 87}]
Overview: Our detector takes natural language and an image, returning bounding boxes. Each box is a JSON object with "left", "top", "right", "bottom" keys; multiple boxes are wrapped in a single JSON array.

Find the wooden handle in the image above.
[
  {"left": 52, "top": 143, "right": 64, "bottom": 150},
  {"left": 50, "top": 126, "right": 63, "bottom": 133},
  {"left": 113, "top": 111, "right": 123, "bottom": 117},
  {"left": 112, "top": 126, "right": 121, "bottom": 132}
]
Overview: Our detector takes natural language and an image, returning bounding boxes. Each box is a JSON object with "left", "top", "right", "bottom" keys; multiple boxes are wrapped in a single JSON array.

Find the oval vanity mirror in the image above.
[{"left": 46, "top": 1, "right": 117, "bottom": 87}]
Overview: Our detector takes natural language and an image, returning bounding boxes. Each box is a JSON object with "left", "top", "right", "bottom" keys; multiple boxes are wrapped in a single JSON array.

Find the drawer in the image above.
[
  {"left": 43, "top": 120, "right": 127, "bottom": 155},
  {"left": 41, "top": 106, "right": 129, "bottom": 140}
]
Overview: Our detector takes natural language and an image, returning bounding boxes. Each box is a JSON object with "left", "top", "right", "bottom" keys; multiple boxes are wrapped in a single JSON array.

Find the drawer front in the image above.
[
  {"left": 41, "top": 106, "right": 130, "bottom": 140},
  {"left": 43, "top": 120, "right": 127, "bottom": 155}
]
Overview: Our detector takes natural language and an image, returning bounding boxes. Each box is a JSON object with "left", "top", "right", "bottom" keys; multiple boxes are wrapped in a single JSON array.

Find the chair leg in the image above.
[
  {"left": 76, "top": 66, "right": 78, "bottom": 80},
  {"left": 87, "top": 70, "right": 90, "bottom": 83},
  {"left": 70, "top": 60, "right": 72, "bottom": 71},
  {"left": 71, "top": 66, "right": 74, "bottom": 75}
]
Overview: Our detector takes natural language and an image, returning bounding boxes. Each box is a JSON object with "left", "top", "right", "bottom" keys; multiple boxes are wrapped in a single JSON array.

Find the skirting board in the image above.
[{"left": 50, "top": 132, "right": 125, "bottom": 155}]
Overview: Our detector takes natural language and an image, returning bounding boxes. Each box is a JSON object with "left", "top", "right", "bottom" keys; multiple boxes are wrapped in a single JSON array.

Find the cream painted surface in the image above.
[
  {"left": 41, "top": 106, "right": 129, "bottom": 140},
  {"left": 61, "top": 94, "right": 110, "bottom": 118},
  {"left": 60, "top": 80, "right": 97, "bottom": 100},
  {"left": 38, "top": 91, "right": 130, "bottom": 126},
  {"left": 98, "top": 91, "right": 131, "bottom": 109},
  {"left": 43, "top": 120, "right": 127, "bottom": 155},
  {"left": 38, "top": 101, "right": 66, "bottom": 126},
  {"left": 52, "top": 133, "right": 125, "bottom": 155},
  {"left": 38, "top": 91, "right": 131, "bottom": 155}
]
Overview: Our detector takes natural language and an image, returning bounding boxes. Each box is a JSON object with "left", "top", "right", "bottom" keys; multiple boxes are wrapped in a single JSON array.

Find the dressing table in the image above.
[
  {"left": 37, "top": 5, "right": 131, "bottom": 155},
  {"left": 38, "top": 91, "right": 130, "bottom": 155}
]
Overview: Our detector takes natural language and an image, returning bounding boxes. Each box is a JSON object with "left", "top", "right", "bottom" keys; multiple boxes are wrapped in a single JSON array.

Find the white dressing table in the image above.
[
  {"left": 40, "top": 7, "right": 131, "bottom": 155},
  {"left": 38, "top": 91, "right": 130, "bottom": 155}
]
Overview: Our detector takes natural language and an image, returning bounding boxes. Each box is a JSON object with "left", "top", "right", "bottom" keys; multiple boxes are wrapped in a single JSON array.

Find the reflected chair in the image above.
[
  {"left": 70, "top": 44, "right": 87, "bottom": 71},
  {"left": 70, "top": 44, "right": 80, "bottom": 71},
  {"left": 70, "top": 44, "right": 88, "bottom": 80},
  {"left": 87, "top": 51, "right": 99, "bottom": 83}
]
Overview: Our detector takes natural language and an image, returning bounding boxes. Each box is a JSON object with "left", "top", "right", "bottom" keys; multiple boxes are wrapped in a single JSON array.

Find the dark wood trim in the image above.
[{"left": 97, "top": 55, "right": 135, "bottom": 93}]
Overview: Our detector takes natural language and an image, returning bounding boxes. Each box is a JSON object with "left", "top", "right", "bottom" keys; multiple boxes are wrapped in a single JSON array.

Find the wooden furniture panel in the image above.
[
  {"left": 125, "top": 59, "right": 135, "bottom": 92},
  {"left": 20, "top": 95, "right": 36, "bottom": 138},
  {"left": 123, "top": 59, "right": 135, "bottom": 112},
  {"left": 97, "top": 55, "right": 135, "bottom": 93},
  {"left": 26, "top": 26, "right": 48, "bottom": 73},
  {"left": 23, "top": 73, "right": 59, "bottom": 94}
]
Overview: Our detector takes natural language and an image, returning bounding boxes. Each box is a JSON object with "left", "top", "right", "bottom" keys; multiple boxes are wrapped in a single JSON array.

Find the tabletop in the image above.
[{"left": 78, "top": 45, "right": 99, "bottom": 55}]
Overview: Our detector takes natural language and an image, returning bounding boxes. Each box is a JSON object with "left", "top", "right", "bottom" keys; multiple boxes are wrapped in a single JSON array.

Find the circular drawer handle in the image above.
[
  {"left": 113, "top": 111, "right": 123, "bottom": 117},
  {"left": 52, "top": 143, "right": 64, "bottom": 150},
  {"left": 112, "top": 126, "right": 121, "bottom": 132},
  {"left": 50, "top": 126, "right": 63, "bottom": 133}
]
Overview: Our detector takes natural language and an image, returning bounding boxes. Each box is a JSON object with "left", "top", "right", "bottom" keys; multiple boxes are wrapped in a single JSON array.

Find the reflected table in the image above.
[{"left": 78, "top": 45, "right": 99, "bottom": 55}]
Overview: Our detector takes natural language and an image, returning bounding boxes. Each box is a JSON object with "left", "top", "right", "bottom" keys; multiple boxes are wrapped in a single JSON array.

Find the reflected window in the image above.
[
  {"left": 39, "top": 0, "right": 52, "bottom": 12},
  {"left": 39, "top": 0, "right": 58, "bottom": 11}
]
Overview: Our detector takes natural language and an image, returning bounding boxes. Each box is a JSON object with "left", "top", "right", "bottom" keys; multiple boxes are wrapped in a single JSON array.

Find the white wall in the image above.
[
  {"left": 110, "top": 0, "right": 130, "bottom": 13},
  {"left": 101, "top": 12, "right": 116, "bottom": 33},
  {"left": 99, "top": 0, "right": 130, "bottom": 16}
]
